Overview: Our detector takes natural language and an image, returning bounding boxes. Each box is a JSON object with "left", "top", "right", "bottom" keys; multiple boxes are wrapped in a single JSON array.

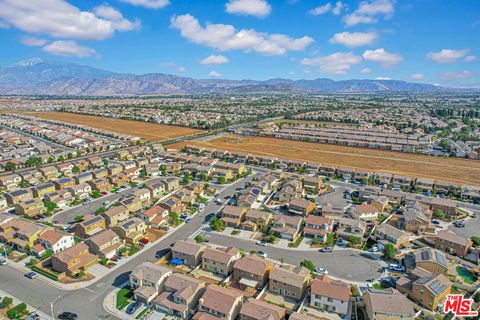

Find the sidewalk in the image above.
[{"left": 0, "top": 288, "right": 51, "bottom": 320}]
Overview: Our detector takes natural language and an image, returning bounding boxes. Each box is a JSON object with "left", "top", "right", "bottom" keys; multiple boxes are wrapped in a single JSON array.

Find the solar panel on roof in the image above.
[
  {"left": 421, "top": 250, "right": 431, "bottom": 261},
  {"left": 435, "top": 251, "right": 448, "bottom": 267},
  {"left": 429, "top": 279, "right": 448, "bottom": 295}
]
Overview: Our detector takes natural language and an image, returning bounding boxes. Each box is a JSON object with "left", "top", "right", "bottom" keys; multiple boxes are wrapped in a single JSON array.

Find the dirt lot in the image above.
[
  {"left": 19, "top": 112, "right": 204, "bottom": 141},
  {"left": 172, "top": 134, "right": 480, "bottom": 185}
]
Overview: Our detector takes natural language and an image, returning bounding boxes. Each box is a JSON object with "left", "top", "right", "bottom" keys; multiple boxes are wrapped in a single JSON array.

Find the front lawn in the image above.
[{"left": 116, "top": 287, "right": 133, "bottom": 310}]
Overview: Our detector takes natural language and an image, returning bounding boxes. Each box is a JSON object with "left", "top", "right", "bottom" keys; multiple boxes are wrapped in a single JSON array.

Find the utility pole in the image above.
[{"left": 50, "top": 295, "right": 61, "bottom": 320}]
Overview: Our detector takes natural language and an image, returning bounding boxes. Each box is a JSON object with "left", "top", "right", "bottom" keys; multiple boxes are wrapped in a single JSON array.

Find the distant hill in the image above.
[{"left": 0, "top": 58, "right": 459, "bottom": 95}]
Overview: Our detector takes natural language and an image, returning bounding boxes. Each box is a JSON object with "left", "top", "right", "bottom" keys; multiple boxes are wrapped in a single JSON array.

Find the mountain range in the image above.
[{"left": 0, "top": 58, "right": 461, "bottom": 96}]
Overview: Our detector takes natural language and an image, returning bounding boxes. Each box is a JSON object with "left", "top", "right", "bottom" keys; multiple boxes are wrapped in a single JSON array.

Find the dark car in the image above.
[
  {"left": 58, "top": 312, "right": 78, "bottom": 320},
  {"left": 204, "top": 213, "right": 214, "bottom": 222},
  {"left": 155, "top": 248, "right": 170, "bottom": 259},
  {"left": 25, "top": 314, "right": 40, "bottom": 320},
  {"left": 126, "top": 301, "right": 141, "bottom": 315}
]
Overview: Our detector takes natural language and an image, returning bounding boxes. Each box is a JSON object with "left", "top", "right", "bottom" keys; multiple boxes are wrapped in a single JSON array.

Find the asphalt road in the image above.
[
  {"left": 0, "top": 173, "right": 259, "bottom": 319},
  {"left": 449, "top": 208, "right": 480, "bottom": 238},
  {"left": 202, "top": 233, "right": 382, "bottom": 282}
]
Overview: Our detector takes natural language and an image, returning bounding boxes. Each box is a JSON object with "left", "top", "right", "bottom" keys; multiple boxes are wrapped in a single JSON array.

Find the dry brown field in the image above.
[
  {"left": 172, "top": 134, "right": 480, "bottom": 185},
  {"left": 19, "top": 112, "right": 204, "bottom": 141}
]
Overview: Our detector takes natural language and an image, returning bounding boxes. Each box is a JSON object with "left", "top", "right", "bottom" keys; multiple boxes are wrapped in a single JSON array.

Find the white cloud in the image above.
[
  {"left": 363, "top": 48, "right": 402, "bottom": 66},
  {"left": 360, "top": 67, "right": 371, "bottom": 74},
  {"left": 465, "top": 55, "right": 477, "bottom": 62},
  {"left": 94, "top": 5, "right": 140, "bottom": 32},
  {"left": 158, "top": 61, "right": 177, "bottom": 68},
  {"left": 427, "top": 49, "right": 469, "bottom": 64},
  {"left": 20, "top": 35, "right": 47, "bottom": 46},
  {"left": 410, "top": 73, "right": 425, "bottom": 81},
  {"left": 209, "top": 70, "right": 222, "bottom": 78},
  {"left": 42, "top": 40, "right": 98, "bottom": 58},
  {"left": 0, "top": 0, "right": 139, "bottom": 41},
  {"left": 439, "top": 71, "right": 474, "bottom": 81},
  {"left": 170, "top": 14, "right": 314, "bottom": 56},
  {"left": 177, "top": 66, "right": 187, "bottom": 73},
  {"left": 301, "top": 52, "right": 362, "bottom": 75},
  {"left": 119, "top": 0, "right": 169, "bottom": 9},
  {"left": 200, "top": 55, "right": 230, "bottom": 65},
  {"left": 226, "top": 0, "right": 271, "bottom": 18},
  {"left": 329, "top": 31, "right": 377, "bottom": 48},
  {"left": 309, "top": 1, "right": 343, "bottom": 16},
  {"left": 343, "top": 0, "right": 395, "bottom": 27},
  {"left": 375, "top": 76, "right": 391, "bottom": 80}
]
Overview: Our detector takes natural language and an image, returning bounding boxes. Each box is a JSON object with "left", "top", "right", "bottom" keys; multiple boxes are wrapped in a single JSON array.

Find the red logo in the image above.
[{"left": 444, "top": 294, "right": 478, "bottom": 318}]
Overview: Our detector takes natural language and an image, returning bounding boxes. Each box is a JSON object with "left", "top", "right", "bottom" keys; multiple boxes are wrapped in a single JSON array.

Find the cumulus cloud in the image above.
[
  {"left": 94, "top": 5, "right": 140, "bottom": 31},
  {"left": 177, "top": 66, "right": 187, "bottom": 73},
  {"left": 20, "top": 35, "right": 47, "bottom": 46},
  {"left": 410, "top": 73, "right": 425, "bottom": 81},
  {"left": 0, "top": 0, "right": 139, "bottom": 41},
  {"left": 209, "top": 70, "right": 222, "bottom": 78},
  {"left": 226, "top": 0, "right": 271, "bottom": 18},
  {"left": 363, "top": 48, "right": 402, "bottom": 66},
  {"left": 465, "top": 55, "right": 477, "bottom": 62},
  {"left": 439, "top": 71, "right": 474, "bottom": 81},
  {"left": 427, "top": 49, "right": 469, "bottom": 64},
  {"left": 360, "top": 67, "right": 371, "bottom": 74},
  {"left": 375, "top": 77, "right": 391, "bottom": 80},
  {"left": 170, "top": 14, "right": 314, "bottom": 56},
  {"left": 329, "top": 31, "right": 377, "bottom": 48},
  {"left": 301, "top": 52, "right": 362, "bottom": 75},
  {"left": 309, "top": 2, "right": 343, "bottom": 16},
  {"left": 119, "top": 0, "right": 169, "bottom": 9},
  {"left": 42, "top": 40, "right": 98, "bottom": 58},
  {"left": 200, "top": 55, "right": 230, "bottom": 65},
  {"left": 343, "top": 0, "right": 395, "bottom": 27}
]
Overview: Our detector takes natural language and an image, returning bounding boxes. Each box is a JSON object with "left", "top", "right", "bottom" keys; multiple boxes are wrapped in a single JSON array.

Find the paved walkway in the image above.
[{"left": 0, "top": 288, "right": 51, "bottom": 320}]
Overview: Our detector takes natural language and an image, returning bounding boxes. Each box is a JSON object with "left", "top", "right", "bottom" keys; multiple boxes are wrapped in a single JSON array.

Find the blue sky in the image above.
[{"left": 0, "top": 0, "right": 479, "bottom": 86}]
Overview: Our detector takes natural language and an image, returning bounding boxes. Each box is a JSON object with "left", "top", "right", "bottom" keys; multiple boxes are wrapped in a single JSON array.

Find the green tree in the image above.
[
  {"left": 169, "top": 212, "right": 181, "bottom": 226},
  {"left": 434, "top": 209, "right": 445, "bottom": 219},
  {"left": 218, "top": 176, "right": 226, "bottom": 184},
  {"left": 326, "top": 233, "right": 335, "bottom": 247},
  {"left": 209, "top": 216, "right": 225, "bottom": 231},
  {"left": 26, "top": 156, "right": 42, "bottom": 167},
  {"left": 1, "top": 296, "right": 13, "bottom": 309},
  {"left": 300, "top": 259, "right": 316, "bottom": 272},
  {"left": 194, "top": 235, "right": 205, "bottom": 243},
  {"left": 471, "top": 236, "right": 480, "bottom": 247},
  {"left": 346, "top": 235, "right": 362, "bottom": 245},
  {"left": 45, "top": 201, "right": 57, "bottom": 212},
  {"left": 72, "top": 165, "right": 80, "bottom": 173},
  {"left": 383, "top": 243, "right": 396, "bottom": 259},
  {"left": 74, "top": 215, "right": 84, "bottom": 223},
  {"left": 91, "top": 190, "right": 102, "bottom": 199},
  {"left": 5, "top": 162, "right": 16, "bottom": 172}
]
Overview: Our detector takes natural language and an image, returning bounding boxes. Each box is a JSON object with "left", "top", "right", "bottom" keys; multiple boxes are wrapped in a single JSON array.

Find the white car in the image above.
[
  {"left": 257, "top": 251, "right": 267, "bottom": 258},
  {"left": 369, "top": 246, "right": 379, "bottom": 252},
  {"left": 0, "top": 259, "right": 7, "bottom": 266},
  {"left": 315, "top": 267, "right": 328, "bottom": 275},
  {"left": 256, "top": 241, "right": 267, "bottom": 247}
]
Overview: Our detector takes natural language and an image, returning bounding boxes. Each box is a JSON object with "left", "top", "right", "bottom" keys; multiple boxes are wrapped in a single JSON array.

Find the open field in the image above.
[
  {"left": 172, "top": 134, "right": 480, "bottom": 185},
  {"left": 17, "top": 112, "right": 205, "bottom": 141}
]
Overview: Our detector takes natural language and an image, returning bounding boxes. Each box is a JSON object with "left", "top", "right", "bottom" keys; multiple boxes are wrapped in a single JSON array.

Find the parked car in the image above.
[
  {"left": 256, "top": 241, "right": 268, "bottom": 247},
  {"left": 319, "top": 247, "right": 333, "bottom": 253},
  {"left": 432, "top": 219, "right": 441, "bottom": 225},
  {"left": 315, "top": 267, "right": 329, "bottom": 275},
  {"left": 257, "top": 251, "right": 267, "bottom": 258},
  {"left": 25, "top": 314, "right": 40, "bottom": 320},
  {"left": 101, "top": 191, "right": 108, "bottom": 195},
  {"left": 58, "top": 312, "right": 78, "bottom": 320},
  {"left": 25, "top": 272, "right": 37, "bottom": 279},
  {"left": 125, "top": 301, "right": 141, "bottom": 315},
  {"left": 159, "top": 225, "right": 170, "bottom": 231},
  {"left": 0, "top": 259, "right": 7, "bottom": 266},
  {"left": 204, "top": 213, "right": 214, "bottom": 222},
  {"left": 185, "top": 218, "right": 192, "bottom": 223},
  {"left": 369, "top": 246, "right": 379, "bottom": 252},
  {"left": 388, "top": 263, "right": 405, "bottom": 272}
]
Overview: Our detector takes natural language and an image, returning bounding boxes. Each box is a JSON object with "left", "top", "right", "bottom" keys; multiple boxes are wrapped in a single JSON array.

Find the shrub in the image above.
[
  {"left": 300, "top": 259, "right": 316, "bottom": 272},
  {"left": 1, "top": 296, "right": 13, "bottom": 309},
  {"left": 6, "top": 303, "right": 27, "bottom": 319}
]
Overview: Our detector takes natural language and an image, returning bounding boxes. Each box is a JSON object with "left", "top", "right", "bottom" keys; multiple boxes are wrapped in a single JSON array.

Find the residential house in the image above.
[
  {"left": 241, "top": 209, "right": 272, "bottom": 232},
  {"left": 196, "top": 285, "right": 243, "bottom": 320},
  {"left": 433, "top": 230, "right": 472, "bottom": 257},
  {"left": 430, "top": 198, "right": 457, "bottom": 219},
  {"left": 303, "top": 215, "right": 333, "bottom": 242},
  {"left": 139, "top": 205, "right": 169, "bottom": 228},
  {"left": 39, "top": 166, "right": 59, "bottom": 180},
  {"left": 221, "top": 205, "right": 247, "bottom": 228},
  {"left": 288, "top": 198, "right": 315, "bottom": 216},
  {"left": 399, "top": 208, "right": 435, "bottom": 234},
  {"left": 239, "top": 298, "right": 285, "bottom": 320},
  {"left": 233, "top": 254, "right": 273, "bottom": 290},
  {"left": 120, "top": 195, "right": 144, "bottom": 213},
  {"left": 133, "top": 188, "right": 151, "bottom": 207},
  {"left": 67, "top": 183, "right": 92, "bottom": 200},
  {"left": 202, "top": 246, "right": 240, "bottom": 276},
  {"left": 73, "top": 172, "right": 93, "bottom": 185},
  {"left": 101, "top": 204, "right": 129, "bottom": 227},
  {"left": 404, "top": 248, "right": 450, "bottom": 276},
  {"left": 302, "top": 176, "right": 322, "bottom": 191},
  {"left": 310, "top": 275, "right": 351, "bottom": 317},
  {"left": 164, "top": 177, "right": 180, "bottom": 192},
  {"left": 159, "top": 196, "right": 185, "bottom": 214},
  {"left": 52, "top": 177, "right": 76, "bottom": 190},
  {"left": 51, "top": 243, "right": 98, "bottom": 277},
  {"left": 146, "top": 181, "right": 166, "bottom": 199},
  {"left": 15, "top": 198, "right": 47, "bottom": 217},
  {"left": 111, "top": 217, "right": 146, "bottom": 245},
  {"left": 87, "top": 178, "right": 111, "bottom": 193},
  {"left": 85, "top": 229, "right": 122, "bottom": 259},
  {"left": 5, "top": 188, "right": 33, "bottom": 205},
  {"left": 349, "top": 204, "right": 379, "bottom": 221},
  {"left": 336, "top": 218, "right": 366, "bottom": 240},
  {"left": 171, "top": 239, "right": 206, "bottom": 267},
  {"left": 92, "top": 167, "right": 108, "bottom": 179},
  {"left": 396, "top": 268, "right": 451, "bottom": 311},
  {"left": 374, "top": 224, "right": 410, "bottom": 249},
  {"left": 271, "top": 215, "right": 302, "bottom": 241},
  {"left": 364, "top": 288, "right": 416, "bottom": 320},
  {"left": 0, "top": 174, "right": 22, "bottom": 191},
  {"left": 154, "top": 273, "right": 206, "bottom": 319},
  {"left": 44, "top": 190, "right": 73, "bottom": 208},
  {"left": 415, "top": 178, "right": 434, "bottom": 192},
  {"left": 36, "top": 229, "right": 74, "bottom": 255},
  {"left": 0, "top": 218, "right": 46, "bottom": 250},
  {"left": 74, "top": 215, "right": 106, "bottom": 238},
  {"left": 129, "top": 262, "right": 172, "bottom": 304},
  {"left": 269, "top": 265, "right": 310, "bottom": 301}
]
